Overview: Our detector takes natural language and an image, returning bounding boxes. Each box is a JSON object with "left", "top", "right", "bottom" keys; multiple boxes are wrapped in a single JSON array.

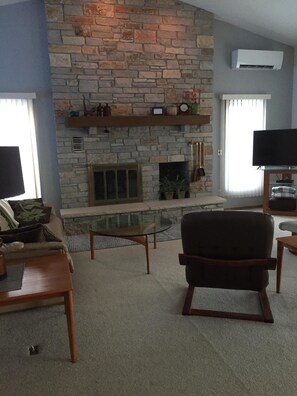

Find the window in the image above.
[
  {"left": 220, "top": 94, "right": 271, "bottom": 198},
  {"left": 0, "top": 94, "right": 41, "bottom": 199}
]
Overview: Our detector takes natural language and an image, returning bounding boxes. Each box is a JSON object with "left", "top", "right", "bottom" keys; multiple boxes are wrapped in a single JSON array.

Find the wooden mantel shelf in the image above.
[{"left": 66, "top": 114, "right": 210, "bottom": 128}]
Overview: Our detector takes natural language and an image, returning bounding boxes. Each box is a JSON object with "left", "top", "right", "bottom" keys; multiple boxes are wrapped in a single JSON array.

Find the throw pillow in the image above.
[
  {"left": 0, "top": 200, "right": 19, "bottom": 230},
  {"left": 42, "top": 225, "right": 62, "bottom": 242},
  {"left": 8, "top": 198, "right": 52, "bottom": 226}
]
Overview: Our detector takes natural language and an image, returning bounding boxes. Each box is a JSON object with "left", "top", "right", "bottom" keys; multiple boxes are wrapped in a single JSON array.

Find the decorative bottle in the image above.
[
  {"left": 96, "top": 103, "right": 103, "bottom": 117},
  {"left": 103, "top": 103, "right": 111, "bottom": 117}
]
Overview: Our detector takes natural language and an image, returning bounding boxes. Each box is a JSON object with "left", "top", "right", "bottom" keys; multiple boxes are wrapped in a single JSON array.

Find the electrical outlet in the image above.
[{"left": 218, "top": 149, "right": 223, "bottom": 156}]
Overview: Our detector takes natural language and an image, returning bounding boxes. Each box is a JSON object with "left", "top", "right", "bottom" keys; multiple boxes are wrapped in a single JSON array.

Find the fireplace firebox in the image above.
[
  {"left": 159, "top": 161, "right": 190, "bottom": 199},
  {"left": 88, "top": 164, "right": 143, "bottom": 206}
]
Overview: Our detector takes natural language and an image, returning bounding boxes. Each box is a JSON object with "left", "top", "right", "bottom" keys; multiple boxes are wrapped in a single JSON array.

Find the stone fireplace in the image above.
[{"left": 45, "top": 0, "right": 214, "bottom": 209}]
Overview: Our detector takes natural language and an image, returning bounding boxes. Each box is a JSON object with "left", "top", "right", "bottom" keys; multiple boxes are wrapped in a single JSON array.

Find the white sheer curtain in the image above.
[
  {"left": 221, "top": 95, "right": 270, "bottom": 198},
  {"left": 0, "top": 96, "right": 41, "bottom": 199}
]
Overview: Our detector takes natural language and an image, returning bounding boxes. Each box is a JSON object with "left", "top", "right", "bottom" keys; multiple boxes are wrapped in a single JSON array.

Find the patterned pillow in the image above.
[
  {"left": 8, "top": 198, "right": 52, "bottom": 226},
  {"left": 0, "top": 200, "right": 19, "bottom": 230}
]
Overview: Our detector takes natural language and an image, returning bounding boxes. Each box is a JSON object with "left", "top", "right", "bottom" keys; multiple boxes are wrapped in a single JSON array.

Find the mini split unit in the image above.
[{"left": 232, "top": 49, "right": 284, "bottom": 70}]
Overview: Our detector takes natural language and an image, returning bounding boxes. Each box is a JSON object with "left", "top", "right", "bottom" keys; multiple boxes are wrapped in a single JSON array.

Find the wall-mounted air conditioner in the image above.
[{"left": 231, "top": 49, "right": 284, "bottom": 70}]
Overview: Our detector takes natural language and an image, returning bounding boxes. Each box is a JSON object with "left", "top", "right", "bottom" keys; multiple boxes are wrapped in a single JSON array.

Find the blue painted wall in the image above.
[
  {"left": 0, "top": 0, "right": 61, "bottom": 212},
  {"left": 213, "top": 20, "right": 294, "bottom": 208}
]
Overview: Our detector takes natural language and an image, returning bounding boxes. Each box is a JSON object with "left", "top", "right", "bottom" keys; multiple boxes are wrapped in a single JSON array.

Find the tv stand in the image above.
[{"left": 263, "top": 169, "right": 297, "bottom": 216}]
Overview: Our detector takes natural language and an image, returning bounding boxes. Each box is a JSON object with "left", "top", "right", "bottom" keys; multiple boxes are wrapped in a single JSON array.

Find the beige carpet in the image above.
[{"left": 1, "top": 214, "right": 297, "bottom": 395}]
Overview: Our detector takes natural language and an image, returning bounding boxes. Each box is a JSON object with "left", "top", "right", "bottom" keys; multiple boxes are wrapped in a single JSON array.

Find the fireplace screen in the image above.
[{"left": 88, "top": 163, "right": 143, "bottom": 206}]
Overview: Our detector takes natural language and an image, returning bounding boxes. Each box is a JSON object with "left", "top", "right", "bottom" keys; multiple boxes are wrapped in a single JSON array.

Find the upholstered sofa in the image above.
[{"left": 0, "top": 199, "right": 73, "bottom": 272}]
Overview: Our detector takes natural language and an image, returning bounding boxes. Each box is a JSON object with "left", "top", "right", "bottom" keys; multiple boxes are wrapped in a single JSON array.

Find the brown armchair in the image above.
[{"left": 179, "top": 211, "right": 277, "bottom": 323}]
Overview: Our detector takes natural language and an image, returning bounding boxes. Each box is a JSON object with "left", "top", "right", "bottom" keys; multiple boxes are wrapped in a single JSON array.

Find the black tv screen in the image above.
[{"left": 252, "top": 129, "right": 297, "bottom": 166}]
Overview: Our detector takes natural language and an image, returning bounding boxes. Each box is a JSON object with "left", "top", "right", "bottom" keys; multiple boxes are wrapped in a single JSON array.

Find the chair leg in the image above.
[
  {"left": 181, "top": 285, "right": 274, "bottom": 323},
  {"left": 182, "top": 285, "right": 195, "bottom": 315},
  {"left": 258, "top": 289, "right": 274, "bottom": 323}
]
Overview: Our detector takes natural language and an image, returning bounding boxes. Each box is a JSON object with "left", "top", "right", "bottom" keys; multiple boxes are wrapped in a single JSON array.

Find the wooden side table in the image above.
[
  {"left": 0, "top": 254, "right": 77, "bottom": 363},
  {"left": 276, "top": 235, "right": 297, "bottom": 293},
  {"left": 263, "top": 169, "right": 297, "bottom": 216}
]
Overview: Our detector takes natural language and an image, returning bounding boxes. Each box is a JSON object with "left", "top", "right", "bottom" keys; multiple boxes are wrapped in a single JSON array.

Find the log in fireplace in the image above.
[{"left": 88, "top": 163, "right": 143, "bottom": 206}]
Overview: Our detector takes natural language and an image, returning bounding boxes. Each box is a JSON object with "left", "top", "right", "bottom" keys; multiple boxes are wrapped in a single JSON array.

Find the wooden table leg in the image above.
[
  {"left": 64, "top": 290, "right": 77, "bottom": 363},
  {"left": 276, "top": 240, "right": 284, "bottom": 293},
  {"left": 120, "top": 235, "right": 151, "bottom": 274},
  {"left": 153, "top": 225, "right": 157, "bottom": 249},
  {"left": 90, "top": 231, "right": 95, "bottom": 259},
  {"left": 144, "top": 234, "right": 150, "bottom": 274}
]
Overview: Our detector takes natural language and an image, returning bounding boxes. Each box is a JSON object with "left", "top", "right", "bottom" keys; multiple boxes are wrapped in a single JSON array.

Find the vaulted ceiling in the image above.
[
  {"left": 1, "top": 0, "right": 296, "bottom": 47},
  {"left": 182, "top": 0, "right": 297, "bottom": 47}
]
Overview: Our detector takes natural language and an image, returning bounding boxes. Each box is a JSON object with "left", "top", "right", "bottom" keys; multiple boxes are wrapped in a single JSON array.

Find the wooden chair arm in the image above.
[{"left": 179, "top": 253, "right": 276, "bottom": 270}]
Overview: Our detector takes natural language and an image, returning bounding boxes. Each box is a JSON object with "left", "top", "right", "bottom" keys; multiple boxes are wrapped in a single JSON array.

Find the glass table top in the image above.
[{"left": 89, "top": 213, "right": 172, "bottom": 238}]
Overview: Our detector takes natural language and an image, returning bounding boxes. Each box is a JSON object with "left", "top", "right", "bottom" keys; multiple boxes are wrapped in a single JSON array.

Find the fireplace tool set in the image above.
[{"left": 190, "top": 141, "right": 205, "bottom": 181}]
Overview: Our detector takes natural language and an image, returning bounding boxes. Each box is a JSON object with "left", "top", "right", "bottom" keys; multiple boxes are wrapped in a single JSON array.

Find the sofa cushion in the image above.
[
  {"left": 8, "top": 198, "right": 52, "bottom": 226},
  {"left": 0, "top": 223, "right": 62, "bottom": 244}
]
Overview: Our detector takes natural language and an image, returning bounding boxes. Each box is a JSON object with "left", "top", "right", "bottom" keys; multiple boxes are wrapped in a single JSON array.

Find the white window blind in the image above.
[
  {"left": 220, "top": 95, "right": 270, "bottom": 198},
  {"left": 0, "top": 97, "right": 41, "bottom": 199}
]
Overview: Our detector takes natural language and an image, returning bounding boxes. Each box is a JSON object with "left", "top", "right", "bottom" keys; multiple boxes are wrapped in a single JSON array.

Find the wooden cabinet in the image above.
[
  {"left": 66, "top": 114, "right": 210, "bottom": 128},
  {"left": 263, "top": 169, "right": 297, "bottom": 216}
]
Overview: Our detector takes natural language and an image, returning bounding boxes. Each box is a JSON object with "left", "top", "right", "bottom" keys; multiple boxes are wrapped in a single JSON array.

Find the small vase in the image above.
[
  {"left": 177, "top": 190, "right": 186, "bottom": 199},
  {"left": 164, "top": 191, "right": 174, "bottom": 200},
  {"left": 191, "top": 103, "right": 199, "bottom": 115}
]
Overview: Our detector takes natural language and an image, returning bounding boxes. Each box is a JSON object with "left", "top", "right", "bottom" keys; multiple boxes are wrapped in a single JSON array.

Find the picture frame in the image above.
[{"left": 152, "top": 107, "right": 165, "bottom": 116}]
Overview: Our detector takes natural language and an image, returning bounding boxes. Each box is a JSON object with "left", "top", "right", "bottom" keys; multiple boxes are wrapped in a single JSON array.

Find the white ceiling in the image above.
[{"left": 1, "top": 0, "right": 297, "bottom": 48}]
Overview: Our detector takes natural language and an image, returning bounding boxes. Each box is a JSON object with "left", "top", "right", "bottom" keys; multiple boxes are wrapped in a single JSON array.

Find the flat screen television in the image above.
[{"left": 252, "top": 129, "right": 297, "bottom": 167}]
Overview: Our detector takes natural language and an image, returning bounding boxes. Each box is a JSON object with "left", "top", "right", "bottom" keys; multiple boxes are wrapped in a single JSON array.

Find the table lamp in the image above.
[{"left": 0, "top": 147, "right": 25, "bottom": 280}]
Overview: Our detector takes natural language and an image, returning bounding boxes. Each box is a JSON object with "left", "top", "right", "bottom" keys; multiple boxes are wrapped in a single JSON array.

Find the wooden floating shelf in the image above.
[{"left": 66, "top": 114, "right": 210, "bottom": 128}]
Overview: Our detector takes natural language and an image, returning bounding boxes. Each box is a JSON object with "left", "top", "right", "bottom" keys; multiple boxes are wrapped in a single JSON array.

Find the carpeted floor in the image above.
[{"left": 1, "top": 213, "right": 297, "bottom": 395}]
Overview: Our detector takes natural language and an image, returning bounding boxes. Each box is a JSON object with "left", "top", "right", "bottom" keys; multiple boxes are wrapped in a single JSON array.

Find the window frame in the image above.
[{"left": 219, "top": 94, "right": 271, "bottom": 198}]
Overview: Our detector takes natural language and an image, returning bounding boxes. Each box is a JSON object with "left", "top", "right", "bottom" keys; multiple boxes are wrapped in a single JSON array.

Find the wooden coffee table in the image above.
[{"left": 0, "top": 254, "right": 77, "bottom": 363}]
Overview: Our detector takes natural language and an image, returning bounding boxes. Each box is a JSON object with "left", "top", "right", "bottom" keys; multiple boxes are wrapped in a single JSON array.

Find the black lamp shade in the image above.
[{"left": 0, "top": 147, "right": 25, "bottom": 199}]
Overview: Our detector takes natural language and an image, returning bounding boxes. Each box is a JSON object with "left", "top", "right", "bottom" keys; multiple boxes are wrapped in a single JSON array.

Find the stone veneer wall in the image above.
[{"left": 45, "top": 0, "right": 214, "bottom": 209}]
